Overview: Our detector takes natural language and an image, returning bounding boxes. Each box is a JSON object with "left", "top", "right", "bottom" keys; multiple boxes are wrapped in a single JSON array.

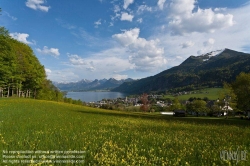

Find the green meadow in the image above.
[
  {"left": 163, "top": 88, "right": 223, "bottom": 100},
  {"left": 0, "top": 98, "right": 250, "bottom": 165}
]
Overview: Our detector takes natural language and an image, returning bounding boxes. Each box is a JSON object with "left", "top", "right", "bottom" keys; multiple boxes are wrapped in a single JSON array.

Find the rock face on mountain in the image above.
[
  {"left": 54, "top": 78, "right": 134, "bottom": 91},
  {"left": 112, "top": 49, "right": 250, "bottom": 94}
]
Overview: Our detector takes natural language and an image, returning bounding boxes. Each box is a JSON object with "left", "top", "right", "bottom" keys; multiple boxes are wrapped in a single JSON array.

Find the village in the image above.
[{"left": 85, "top": 92, "right": 250, "bottom": 119}]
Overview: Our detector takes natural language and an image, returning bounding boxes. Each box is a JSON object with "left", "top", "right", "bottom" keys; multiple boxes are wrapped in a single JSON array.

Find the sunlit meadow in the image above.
[{"left": 0, "top": 98, "right": 250, "bottom": 165}]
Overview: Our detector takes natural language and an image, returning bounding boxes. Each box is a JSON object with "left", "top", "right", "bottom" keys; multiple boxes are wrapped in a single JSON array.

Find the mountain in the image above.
[
  {"left": 54, "top": 79, "right": 94, "bottom": 91},
  {"left": 112, "top": 48, "right": 250, "bottom": 94},
  {"left": 89, "top": 78, "right": 135, "bottom": 90},
  {"left": 54, "top": 78, "right": 134, "bottom": 91}
]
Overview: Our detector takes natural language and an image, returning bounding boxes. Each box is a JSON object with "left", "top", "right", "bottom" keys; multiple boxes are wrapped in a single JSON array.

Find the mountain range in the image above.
[
  {"left": 112, "top": 48, "right": 250, "bottom": 94},
  {"left": 54, "top": 78, "right": 134, "bottom": 91}
]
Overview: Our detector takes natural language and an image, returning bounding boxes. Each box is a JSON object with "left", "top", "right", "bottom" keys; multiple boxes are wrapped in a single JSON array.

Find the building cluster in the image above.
[
  {"left": 85, "top": 93, "right": 250, "bottom": 119},
  {"left": 172, "top": 90, "right": 209, "bottom": 96}
]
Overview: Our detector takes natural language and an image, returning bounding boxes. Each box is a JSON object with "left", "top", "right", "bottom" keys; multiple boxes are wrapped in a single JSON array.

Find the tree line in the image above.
[
  {"left": 0, "top": 27, "right": 46, "bottom": 98},
  {"left": 0, "top": 25, "right": 78, "bottom": 104}
]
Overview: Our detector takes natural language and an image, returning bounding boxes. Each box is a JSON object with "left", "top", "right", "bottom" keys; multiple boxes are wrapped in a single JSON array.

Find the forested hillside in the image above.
[{"left": 0, "top": 26, "right": 63, "bottom": 101}]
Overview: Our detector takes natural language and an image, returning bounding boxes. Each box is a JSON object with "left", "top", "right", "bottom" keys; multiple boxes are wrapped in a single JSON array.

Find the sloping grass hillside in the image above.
[
  {"left": 163, "top": 88, "right": 223, "bottom": 100},
  {"left": 0, "top": 98, "right": 249, "bottom": 165}
]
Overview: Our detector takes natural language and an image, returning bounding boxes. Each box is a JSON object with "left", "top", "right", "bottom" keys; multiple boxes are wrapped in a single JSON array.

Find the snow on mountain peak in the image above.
[
  {"left": 201, "top": 49, "right": 225, "bottom": 58},
  {"left": 208, "top": 49, "right": 225, "bottom": 57},
  {"left": 199, "top": 49, "right": 225, "bottom": 62}
]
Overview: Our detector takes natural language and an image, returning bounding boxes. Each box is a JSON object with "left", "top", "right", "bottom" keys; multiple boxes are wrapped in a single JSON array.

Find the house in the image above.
[
  {"left": 173, "top": 110, "right": 186, "bottom": 117},
  {"left": 161, "top": 112, "right": 174, "bottom": 115},
  {"left": 221, "top": 106, "right": 233, "bottom": 116},
  {"left": 156, "top": 101, "right": 165, "bottom": 107},
  {"left": 222, "top": 106, "right": 233, "bottom": 111}
]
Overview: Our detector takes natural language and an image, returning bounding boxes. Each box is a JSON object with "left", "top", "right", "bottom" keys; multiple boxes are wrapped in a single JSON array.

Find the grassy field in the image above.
[
  {"left": 0, "top": 98, "right": 250, "bottom": 165},
  {"left": 163, "top": 88, "right": 224, "bottom": 100}
]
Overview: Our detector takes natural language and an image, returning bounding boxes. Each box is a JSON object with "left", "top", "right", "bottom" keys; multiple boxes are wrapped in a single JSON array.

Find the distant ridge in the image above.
[
  {"left": 112, "top": 48, "right": 250, "bottom": 94},
  {"left": 54, "top": 78, "right": 134, "bottom": 91}
]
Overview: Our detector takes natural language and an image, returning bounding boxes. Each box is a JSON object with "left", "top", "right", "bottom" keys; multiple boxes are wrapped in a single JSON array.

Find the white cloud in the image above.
[
  {"left": 203, "top": 38, "right": 215, "bottom": 47},
  {"left": 112, "top": 28, "right": 139, "bottom": 46},
  {"left": 36, "top": 46, "right": 60, "bottom": 57},
  {"left": 25, "top": 0, "right": 50, "bottom": 12},
  {"left": 94, "top": 19, "right": 102, "bottom": 28},
  {"left": 181, "top": 41, "right": 194, "bottom": 48},
  {"left": 113, "top": 28, "right": 166, "bottom": 72},
  {"left": 176, "top": 56, "right": 183, "bottom": 60},
  {"left": 46, "top": 69, "right": 80, "bottom": 83},
  {"left": 137, "top": 5, "right": 152, "bottom": 14},
  {"left": 84, "top": 56, "right": 131, "bottom": 77},
  {"left": 68, "top": 54, "right": 87, "bottom": 66},
  {"left": 168, "top": 0, "right": 195, "bottom": 16},
  {"left": 78, "top": 29, "right": 97, "bottom": 41},
  {"left": 61, "top": 47, "right": 132, "bottom": 81},
  {"left": 137, "top": 18, "right": 143, "bottom": 23},
  {"left": 214, "top": 8, "right": 227, "bottom": 12},
  {"left": 109, "top": 22, "right": 114, "bottom": 27},
  {"left": 121, "top": 12, "right": 134, "bottom": 22},
  {"left": 110, "top": 5, "right": 121, "bottom": 24},
  {"left": 45, "top": 68, "right": 52, "bottom": 75},
  {"left": 10, "top": 32, "right": 33, "bottom": 44},
  {"left": 197, "top": 49, "right": 206, "bottom": 55},
  {"left": 155, "top": 2, "right": 250, "bottom": 66},
  {"left": 114, "top": 5, "right": 121, "bottom": 13},
  {"left": 111, "top": 13, "right": 121, "bottom": 21},
  {"left": 157, "top": 0, "right": 166, "bottom": 10},
  {"left": 123, "top": 0, "right": 134, "bottom": 9},
  {"left": 112, "top": 74, "right": 128, "bottom": 80},
  {"left": 3, "top": 11, "right": 17, "bottom": 21},
  {"left": 167, "top": 0, "right": 234, "bottom": 35},
  {"left": 86, "top": 66, "right": 96, "bottom": 72}
]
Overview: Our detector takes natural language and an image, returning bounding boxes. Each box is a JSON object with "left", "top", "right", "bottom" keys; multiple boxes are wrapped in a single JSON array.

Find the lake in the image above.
[{"left": 66, "top": 91, "right": 127, "bottom": 102}]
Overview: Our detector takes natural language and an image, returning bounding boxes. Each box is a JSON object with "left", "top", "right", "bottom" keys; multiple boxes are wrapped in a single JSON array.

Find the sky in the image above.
[{"left": 1, "top": 0, "right": 250, "bottom": 82}]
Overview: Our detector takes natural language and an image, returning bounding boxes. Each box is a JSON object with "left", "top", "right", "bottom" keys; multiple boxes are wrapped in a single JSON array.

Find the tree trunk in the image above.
[
  {"left": 11, "top": 88, "right": 13, "bottom": 97},
  {"left": 19, "top": 81, "right": 22, "bottom": 98},
  {"left": 34, "top": 88, "right": 36, "bottom": 99},
  {"left": 16, "top": 86, "right": 19, "bottom": 97},
  {"left": 7, "top": 86, "right": 10, "bottom": 97},
  {"left": 26, "top": 90, "right": 28, "bottom": 98},
  {"left": 11, "top": 78, "right": 14, "bottom": 97}
]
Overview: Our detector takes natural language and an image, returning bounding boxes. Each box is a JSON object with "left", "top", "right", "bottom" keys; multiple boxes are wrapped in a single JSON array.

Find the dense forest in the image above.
[{"left": 0, "top": 26, "right": 64, "bottom": 101}]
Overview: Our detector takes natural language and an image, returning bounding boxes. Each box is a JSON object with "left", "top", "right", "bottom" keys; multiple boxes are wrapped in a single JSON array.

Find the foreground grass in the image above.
[{"left": 0, "top": 98, "right": 250, "bottom": 165}]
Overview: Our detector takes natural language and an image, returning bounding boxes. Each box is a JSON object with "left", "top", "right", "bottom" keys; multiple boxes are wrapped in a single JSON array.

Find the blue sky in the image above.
[{"left": 1, "top": 0, "right": 250, "bottom": 82}]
